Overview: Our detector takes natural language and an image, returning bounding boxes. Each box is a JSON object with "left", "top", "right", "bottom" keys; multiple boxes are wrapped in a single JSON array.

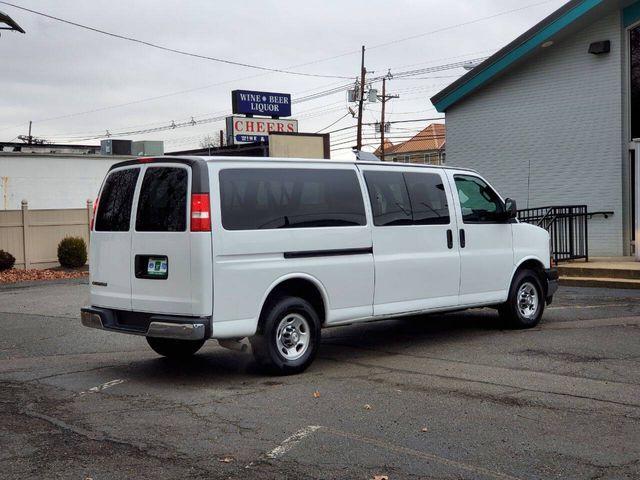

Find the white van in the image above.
[{"left": 81, "top": 157, "right": 558, "bottom": 374}]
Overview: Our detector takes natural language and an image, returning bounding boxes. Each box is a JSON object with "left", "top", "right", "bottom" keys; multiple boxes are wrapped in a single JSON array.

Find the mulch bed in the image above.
[{"left": 0, "top": 268, "right": 88, "bottom": 284}]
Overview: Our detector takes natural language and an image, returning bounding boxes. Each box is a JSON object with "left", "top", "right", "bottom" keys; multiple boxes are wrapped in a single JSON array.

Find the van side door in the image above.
[
  {"left": 90, "top": 167, "right": 140, "bottom": 310},
  {"left": 447, "top": 172, "right": 514, "bottom": 305},
  {"left": 130, "top": 164, "right": 199, "bottom": 315},
  {"left": 361, "top": 166, "right": 460, "bottom": 315}
]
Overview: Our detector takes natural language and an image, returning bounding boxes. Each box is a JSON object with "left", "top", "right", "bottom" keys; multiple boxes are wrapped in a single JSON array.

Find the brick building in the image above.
[{"left": 374, "top": 123, "right": 446, "bottom": 165}]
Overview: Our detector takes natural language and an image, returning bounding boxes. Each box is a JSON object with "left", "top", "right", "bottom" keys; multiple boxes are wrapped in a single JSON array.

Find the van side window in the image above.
[
  {"left": 363, "top": 171, "right": 412, "bottom": 226},
  {"left": 219, "top": 169, "right": 366, "bottom": 230},
  {"left": 95, "top": 168, "right": 140, "bottom": 232},
  {"left": 404, "top": 172, "right": 450, "bottom": 225},
  {"left": 454, "top": 175, "right": 504, "bottom": 223},
  {"left": 136, "top": 167, "right": 188, "bottom": 232}
]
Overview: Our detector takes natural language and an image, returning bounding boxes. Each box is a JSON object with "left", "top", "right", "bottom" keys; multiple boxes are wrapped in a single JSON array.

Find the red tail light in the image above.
[
  {"left": 90, "top": 197, "right": 98, "bottom": 231},
  {"left": 191, "top": 193, "right": 211, "bottom": 232}
]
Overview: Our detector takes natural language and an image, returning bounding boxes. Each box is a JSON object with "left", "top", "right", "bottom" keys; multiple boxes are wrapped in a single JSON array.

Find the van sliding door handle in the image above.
[
  {"left": 459, "top": 229, "right": 466, "bottom": 248},
  {"left": 446, "top": 229, "right": 453, "bottom": 249}
]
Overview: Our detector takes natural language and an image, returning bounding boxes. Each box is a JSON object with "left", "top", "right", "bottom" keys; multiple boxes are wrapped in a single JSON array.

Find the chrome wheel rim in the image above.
[
  {"left": 517, "top": 282, "right": 539, "bottom": 319},
  {"left": 275, "top": 313, "right": 310, "bottom": 361}
]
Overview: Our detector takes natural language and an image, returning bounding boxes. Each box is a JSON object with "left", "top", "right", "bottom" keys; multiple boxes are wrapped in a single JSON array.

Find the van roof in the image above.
[{"left": 110, "top": 156, "right": 477, "bottom": 174}]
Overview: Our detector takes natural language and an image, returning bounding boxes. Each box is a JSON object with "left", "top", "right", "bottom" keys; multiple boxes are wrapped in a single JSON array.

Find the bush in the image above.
[
  {"left": 0, "top": 250, "right": 15, "bottom": 271},
  {"left": 57, "top": 237, "right": 87, "bottom": 268}
]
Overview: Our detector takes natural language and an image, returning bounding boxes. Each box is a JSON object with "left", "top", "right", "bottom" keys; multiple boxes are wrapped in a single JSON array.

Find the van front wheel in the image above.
[
  {"left": 250, "top": 296, "right": 321, "bottom": 375},
  {"left": 499, "top": 269, "right": 545, "bottom": 329},
  {"left": 146, "top": 337, "right": 205, "bottom": 358}
]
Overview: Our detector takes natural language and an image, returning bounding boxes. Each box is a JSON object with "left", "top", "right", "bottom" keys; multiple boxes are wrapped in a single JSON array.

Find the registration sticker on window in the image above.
[{"left": 147, "top": 258, "right": 168, "bottom": 277}]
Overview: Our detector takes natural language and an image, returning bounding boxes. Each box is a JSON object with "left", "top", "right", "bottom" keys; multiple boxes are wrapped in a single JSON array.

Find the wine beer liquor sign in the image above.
[
  {"left": 232, "top": 90, "right": 292, "bottom": 117},
  {"left": 227, "top": 89, "right": 297, "bottom": 144}
]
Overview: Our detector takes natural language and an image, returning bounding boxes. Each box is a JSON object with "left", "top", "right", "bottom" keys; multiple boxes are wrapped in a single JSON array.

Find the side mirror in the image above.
[{"left": 504, "top": 198, "right": 518, "bottom": 220}]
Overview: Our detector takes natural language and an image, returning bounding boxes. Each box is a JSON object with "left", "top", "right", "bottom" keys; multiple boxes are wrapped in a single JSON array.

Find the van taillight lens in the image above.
[
  {"left": 90, "top": 198, "right": 98, "bottom": 231},
  {"left": 191, "top": 194, "right": 211, "bottom": 232}
]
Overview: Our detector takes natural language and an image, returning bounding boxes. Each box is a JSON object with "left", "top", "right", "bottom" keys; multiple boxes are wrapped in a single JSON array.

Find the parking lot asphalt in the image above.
[{"left": 0, "top": 279, "right": 639, "bottom": 480}]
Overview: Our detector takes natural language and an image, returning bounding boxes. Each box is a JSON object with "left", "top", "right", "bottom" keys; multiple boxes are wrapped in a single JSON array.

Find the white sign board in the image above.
[{"left": 226, "top": 116, "right": 298, "bottom": 145}]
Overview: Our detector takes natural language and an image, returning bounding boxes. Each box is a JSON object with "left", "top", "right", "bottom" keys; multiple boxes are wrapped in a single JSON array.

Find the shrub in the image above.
[
  {"left": 0, "top": 250, "right": 15, "bottom": 271},
  {"left": 57, "top": 237, "right": 87, "bottom": 268}
]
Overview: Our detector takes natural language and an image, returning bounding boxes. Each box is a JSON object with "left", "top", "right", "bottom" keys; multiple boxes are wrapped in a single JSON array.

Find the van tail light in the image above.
[
  {"left": 191, "top": 193, "right": 211, "bottom": 232},
  {"left": 90, "top": 197, "right": 98, "bottom": 231}
]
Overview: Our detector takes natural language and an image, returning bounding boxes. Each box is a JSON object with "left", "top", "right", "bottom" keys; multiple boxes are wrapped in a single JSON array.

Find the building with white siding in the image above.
[{"left": 432, "top": 0, "right": 640, "bottom": 257}]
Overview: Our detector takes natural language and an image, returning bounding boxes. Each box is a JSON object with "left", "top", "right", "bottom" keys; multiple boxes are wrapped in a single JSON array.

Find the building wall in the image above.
[
  {"left": 0, "top": 154, "right": 129, "bottom": 210},
  {"left": 445, "top": 11, "right": 624, "bottom": 256}
]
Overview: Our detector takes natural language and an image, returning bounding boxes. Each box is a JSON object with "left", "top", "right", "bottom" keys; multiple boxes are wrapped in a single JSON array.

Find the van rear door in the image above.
[
  {"left": 130, "top": 163, "right": 209, "bottom": 315},
  {"left": 91, "top": 166, "right": 140, "bottom": 310}
]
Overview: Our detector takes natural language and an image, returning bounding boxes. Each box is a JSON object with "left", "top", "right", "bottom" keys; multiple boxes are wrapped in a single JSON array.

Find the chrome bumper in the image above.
[{"left": 81, "top": 307, "right": 207, "bottom": 341}]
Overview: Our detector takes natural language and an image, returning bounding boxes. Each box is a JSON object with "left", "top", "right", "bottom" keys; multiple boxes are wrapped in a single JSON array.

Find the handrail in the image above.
[{"left": 517, "top": 205, "right": 594, "bottom": 264}]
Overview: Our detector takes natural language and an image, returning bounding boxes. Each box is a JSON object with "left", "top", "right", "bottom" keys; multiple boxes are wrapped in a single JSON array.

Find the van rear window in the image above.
[
  {"left": 219, "top": 168, "right": 366, "bottom": 230},
  {"left": 95, "top": 168, "right": 140, "bottom": 232},
  {"left": 136, "top": 167, "right": 188, "bottom": 232}
]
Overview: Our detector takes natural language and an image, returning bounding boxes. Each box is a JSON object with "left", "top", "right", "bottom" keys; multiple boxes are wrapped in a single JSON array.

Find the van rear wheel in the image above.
[
  {"left": 146, "top": 337, "right": 205, "bottom": 358},
  {"left": 250, "top": 296, "right": 321, "bottom": 375},
  {"left": 499, "top": 269, "right": 545, "bottom": 329}
]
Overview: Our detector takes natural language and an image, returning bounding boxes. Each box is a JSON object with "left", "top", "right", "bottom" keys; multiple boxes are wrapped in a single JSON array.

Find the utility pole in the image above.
[
  {"left": 28, "top": 121, "right": 32, "bottom": 145},
  {"left": 379, "top": 73, "right": 399, "bottom": 161},
  {"left": 356, "top": 46, "right": 366, "bottom": 151}
]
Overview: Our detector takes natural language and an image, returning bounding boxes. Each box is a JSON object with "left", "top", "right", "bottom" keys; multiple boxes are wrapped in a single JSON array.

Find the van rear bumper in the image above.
[{"left": 81, "top": 306, "right": 208, "bottom": 341}]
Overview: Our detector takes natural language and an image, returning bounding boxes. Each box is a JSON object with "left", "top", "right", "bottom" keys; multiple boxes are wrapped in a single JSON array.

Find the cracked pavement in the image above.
[{"left": 0, "top": 279, "right": 639, "bottom": 479}]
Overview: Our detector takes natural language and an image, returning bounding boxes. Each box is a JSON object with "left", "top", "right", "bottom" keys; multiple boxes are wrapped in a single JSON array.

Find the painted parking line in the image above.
[
  {"left": 266, "top": 425, "right": 322, "bottom": 459},
  {"left": 79, "top": 379, "right": 126, "bottom": 396}
]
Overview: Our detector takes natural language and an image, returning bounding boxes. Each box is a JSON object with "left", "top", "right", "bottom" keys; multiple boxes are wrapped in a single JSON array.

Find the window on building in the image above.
[{"left": 631, "top": 25, "right": 640, "bottom": 139}]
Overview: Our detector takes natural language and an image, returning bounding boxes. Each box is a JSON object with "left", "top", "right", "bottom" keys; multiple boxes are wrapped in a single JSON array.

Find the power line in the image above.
[
  {"left": 0, "top": 1, "right": 351, "bottom": 80},
  {"left": 316, "top": 113, "right": 351, "bottom": 133}
]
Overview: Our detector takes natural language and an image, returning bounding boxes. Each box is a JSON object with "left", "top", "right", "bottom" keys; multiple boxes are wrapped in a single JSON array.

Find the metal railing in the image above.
[{"left": 517, "top": 205, "right": 589, "bottom": 264}]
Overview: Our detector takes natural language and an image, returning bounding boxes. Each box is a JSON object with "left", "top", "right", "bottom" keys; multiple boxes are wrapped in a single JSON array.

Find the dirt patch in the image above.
[{"left": 0, "top": 268, "right": 88, "bottom": 284}]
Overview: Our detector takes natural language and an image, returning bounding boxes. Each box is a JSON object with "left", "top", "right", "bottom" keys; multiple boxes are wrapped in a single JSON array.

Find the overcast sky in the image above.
[{"left": 0, "top": 0, "right": 566, "bottom": 158}]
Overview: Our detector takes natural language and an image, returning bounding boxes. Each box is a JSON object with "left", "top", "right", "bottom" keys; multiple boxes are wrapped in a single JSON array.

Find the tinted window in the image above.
[
  {"left": 136, "top": 167, "right": 188, "bottom": 232},
  {"left": 219, "top": 168, "right": 366, "bottom": 230},
  {"left": 363, "top": 171, "right": 412, "bottom": 226},
  {"left": 404, "top": 172, "right": 450, "bottom": 225},
  {"left": 95, "top": 168, "right": 140, "bottom": 232},
  {"left": 454, "top": 175, "right": 504, "bottom": 223}
]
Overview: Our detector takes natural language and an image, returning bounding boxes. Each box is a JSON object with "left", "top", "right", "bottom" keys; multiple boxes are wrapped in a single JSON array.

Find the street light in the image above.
[{"left": 0, "top": 10, "right": 25, "bottom": 34}]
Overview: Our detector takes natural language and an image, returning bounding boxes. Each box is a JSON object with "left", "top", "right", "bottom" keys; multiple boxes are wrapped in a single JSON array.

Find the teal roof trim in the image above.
[
  {"left": 623, "top": 1, "right": 640, "bottom": 26},
  {"left": 433, "top": 0, "right": 603, "bottom": 112}
]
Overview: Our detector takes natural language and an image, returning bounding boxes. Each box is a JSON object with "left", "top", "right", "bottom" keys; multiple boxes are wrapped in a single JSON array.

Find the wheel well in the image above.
[
  {"left": 515, "top": 259, "right": 547, "bottom": 294},
  {"left": 261, "top": 278, "right": 326, "bottom": 326}
]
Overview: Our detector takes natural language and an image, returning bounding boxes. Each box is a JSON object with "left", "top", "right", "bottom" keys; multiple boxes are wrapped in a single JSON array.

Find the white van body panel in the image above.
[
  {"left": 445, "top": 170, "right": 514, "bottom": 306},
  {"left": 209, "top": 161, "right": 374, "bottom": 335},
  {"left": 512, "top": 223, "right": 552, "bottom": 271},
  {"left": 90, "top": 166, "right": 140, "bottom": 311},
  {"left": 359, "top": 164, "right": 461, "bottom": 316}
]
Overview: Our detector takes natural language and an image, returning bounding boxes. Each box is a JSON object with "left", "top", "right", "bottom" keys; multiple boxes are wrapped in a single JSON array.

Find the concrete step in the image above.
[
  {"left": 560, "top": 276, "right": 640, "bottom": 289},
  {"left": 558, "top": 266, "right": 640, "bottom": 280}
]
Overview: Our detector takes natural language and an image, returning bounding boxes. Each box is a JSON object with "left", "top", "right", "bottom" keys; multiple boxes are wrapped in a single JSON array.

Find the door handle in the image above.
[
  {"left": 459, "top": 229, "right": 466, "bottom": 248},
  {"left": 446, "top": 229, "right": 453, "bottom": 249}
]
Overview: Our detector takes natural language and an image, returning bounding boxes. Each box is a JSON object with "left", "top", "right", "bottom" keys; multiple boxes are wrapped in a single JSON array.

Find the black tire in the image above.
[
  {"left": 146, "top": 337, "right": 206, "bottom": 359},
  {"left": 499, "top": 269, "right": 545, "bottom": 329},
  {"left": 250, "top": 296, "right": 321, "bottom": 375}
]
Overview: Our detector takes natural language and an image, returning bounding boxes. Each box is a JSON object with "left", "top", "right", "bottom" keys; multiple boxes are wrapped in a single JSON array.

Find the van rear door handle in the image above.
[
  {"left": 459, "top": 229, "right": 466, "bottom": 248},
  {"left": 446, "top": 229, "right": 453, "bottom": 249}
]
